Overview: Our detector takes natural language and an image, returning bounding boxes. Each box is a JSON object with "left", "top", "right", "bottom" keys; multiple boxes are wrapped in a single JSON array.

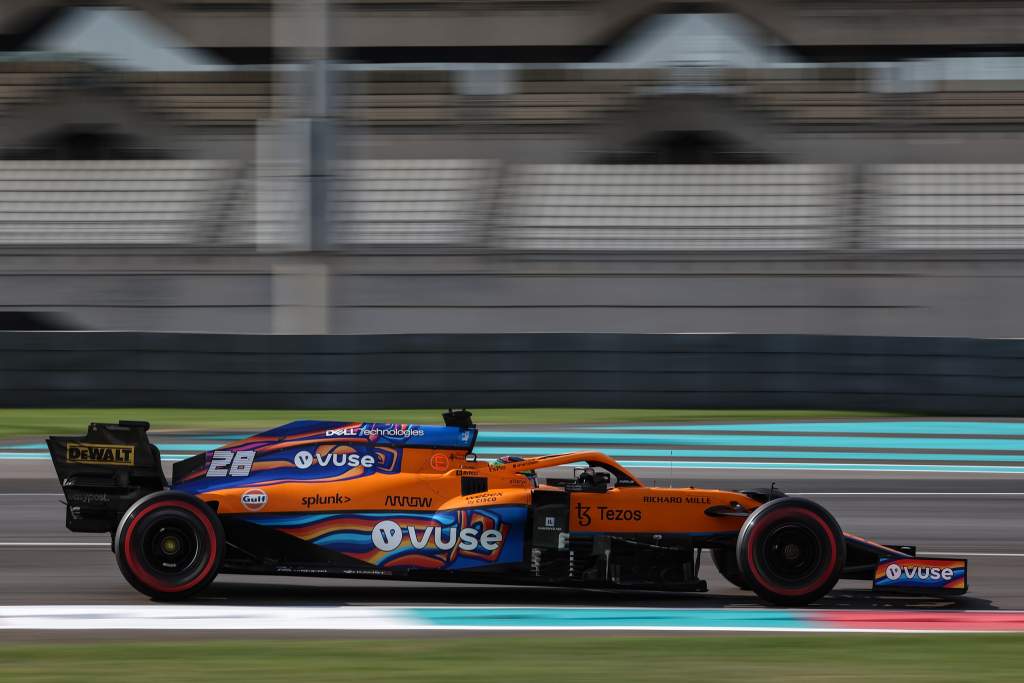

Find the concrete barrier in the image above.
[{"left": 2, "top": 332, "right": 1022, "bottom": 415}]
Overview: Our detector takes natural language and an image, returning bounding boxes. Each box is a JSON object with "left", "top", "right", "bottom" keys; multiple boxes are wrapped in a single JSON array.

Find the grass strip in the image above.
[{"left": 0, "top": 634, "right": 1017, "bottom": 682}]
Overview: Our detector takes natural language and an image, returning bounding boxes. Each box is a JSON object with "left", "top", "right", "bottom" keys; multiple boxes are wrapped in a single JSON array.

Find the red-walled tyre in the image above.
[
  {"left": 114, "top": 491, "right": 224, "bottom": 601},
  {"left": 736, "top": 497, "right": 845, "bottom": 606}
]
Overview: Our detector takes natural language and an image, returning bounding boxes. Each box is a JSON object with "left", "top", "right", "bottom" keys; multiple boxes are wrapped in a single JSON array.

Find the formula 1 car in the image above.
[{"left": 47, "top": 411, "right": 967, "bottom": 605}]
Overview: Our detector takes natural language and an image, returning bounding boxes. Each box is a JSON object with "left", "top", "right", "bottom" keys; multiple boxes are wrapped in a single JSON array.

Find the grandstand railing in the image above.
[
  {"left": 0, "top": 160, "right": 241, "bottom": 245},
  {"left": 2, "top": 160, "right": 1024, "bottom": 250},
  {"left": 497, "top": 164, "right": 849, "bottom": 251}
]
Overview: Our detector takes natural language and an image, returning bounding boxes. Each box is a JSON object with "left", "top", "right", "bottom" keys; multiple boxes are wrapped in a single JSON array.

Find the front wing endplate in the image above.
[{"left": 873, "top": 557, "right": 968, "bottom": 595}]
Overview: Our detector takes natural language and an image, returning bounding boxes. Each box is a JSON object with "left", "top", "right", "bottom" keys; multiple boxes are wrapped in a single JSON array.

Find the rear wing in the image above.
[{"left": 47, "top": 421, "right": 166, "bottom": 533}]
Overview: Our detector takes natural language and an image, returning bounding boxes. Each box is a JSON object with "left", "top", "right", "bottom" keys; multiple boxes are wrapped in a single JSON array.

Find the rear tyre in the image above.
[
  {"left": 711, "top": 547, "right": 750, "bottom": 590},
  {"left": 736, "top": 497, "right": 844, "bottom": 606},
  {"left": 114, "top": 490, "right": 224, "bottom": 601}
]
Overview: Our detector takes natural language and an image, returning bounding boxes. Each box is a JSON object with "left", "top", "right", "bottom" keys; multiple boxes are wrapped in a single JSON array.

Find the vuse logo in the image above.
[
  {"left": 293, "top": 450, "right": 376, "bottom": 470},
  {"left": 370, "top": 520, "right": 502, "bottom": 552},
  {"left": 885, "top": 562, "right": 955, "bottom": 582}
]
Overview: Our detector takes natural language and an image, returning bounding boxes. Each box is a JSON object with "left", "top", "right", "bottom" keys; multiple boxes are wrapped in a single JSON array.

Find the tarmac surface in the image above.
[{"left": 2, "top": 419, "right": 1024, "bottom": 634}]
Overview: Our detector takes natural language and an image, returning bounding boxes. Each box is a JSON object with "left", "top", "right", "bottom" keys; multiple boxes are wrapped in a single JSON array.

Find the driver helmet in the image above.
[{"left": 497, "top": 455, "right": 538, "bottom": 486}]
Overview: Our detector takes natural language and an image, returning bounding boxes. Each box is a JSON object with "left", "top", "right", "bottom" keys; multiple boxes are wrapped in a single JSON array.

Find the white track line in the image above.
[
  {"left": 0, "top": 542, "right": 107, "bottom": 547},
  {"left": 0, "top": 606, "right": 412, "bottom": 631},
  {"left": 0, "top": 493, "right": 61, "bottom": 496},
  {"left": 2, "top": 605, "right": 1023, "bottom": 633}
]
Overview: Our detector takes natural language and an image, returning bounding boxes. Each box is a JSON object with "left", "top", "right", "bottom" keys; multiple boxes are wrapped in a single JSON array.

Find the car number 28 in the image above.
[{"left": 206, "top": 450, "right": 256, "bottom": 477}]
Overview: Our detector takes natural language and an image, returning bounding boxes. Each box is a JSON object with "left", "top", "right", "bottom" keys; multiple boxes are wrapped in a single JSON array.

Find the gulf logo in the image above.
[{"left": 241, "top": 489, "right": 268, "bottom": 512}]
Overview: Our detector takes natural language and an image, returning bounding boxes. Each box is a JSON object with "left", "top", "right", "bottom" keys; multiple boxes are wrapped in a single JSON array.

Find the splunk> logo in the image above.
[
  {"left": 885, "top": 563, "right": 955, "bottom": 582},
  {"left": 301, "top": 493, "right": 352, "bottom": 509},
  {"left": 370, "top": 520, "right": 502, "bottom": 553},
  {"left": 241, "top": 489, "right": 268, "bottom": 512}
]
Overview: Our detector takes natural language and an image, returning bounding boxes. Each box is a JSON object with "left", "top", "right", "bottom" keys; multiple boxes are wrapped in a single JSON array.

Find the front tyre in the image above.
[
  {"left": 711, "top": 547, "right": 750, "bottom": 590},
  {"left": 114, "top": 491, "right": 224, "bottom": 601},
  {"left": 736, "top": 497, "right": 844, "bottom": 606}
]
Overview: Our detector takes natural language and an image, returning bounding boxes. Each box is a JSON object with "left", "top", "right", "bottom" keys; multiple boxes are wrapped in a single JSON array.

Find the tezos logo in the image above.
[
  {"left": 575, "top": 502, "right": 592, "bottom": 527},
  {"left": 370, "top": 520, "right": 502, "bottom": 552},
  {"left": 293, "top": 450, "right": 376, "bottom": 470},
  {"left": 885, "top": 563, "right": 955, "bottom": 582},
  {"left": 241, "top": 489, "right": 268, "bottom": 511}
]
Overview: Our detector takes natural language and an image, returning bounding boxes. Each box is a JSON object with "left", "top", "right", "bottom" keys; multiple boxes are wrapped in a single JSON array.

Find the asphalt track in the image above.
[{"left": 3, "top": 418, "right": 1024, "bottom": 635}]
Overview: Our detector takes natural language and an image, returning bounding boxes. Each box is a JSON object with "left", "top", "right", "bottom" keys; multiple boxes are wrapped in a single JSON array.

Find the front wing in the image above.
[
  {"left": 873, "top": 557, "right": 968, "bottom": 595},
  {"left": 844, "top": 534, "right": 968, "bottom": 596}
]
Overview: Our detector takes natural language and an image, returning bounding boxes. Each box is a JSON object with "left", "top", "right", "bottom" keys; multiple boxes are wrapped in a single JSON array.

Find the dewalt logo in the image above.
[{"left": 66, "top": 442, "right": 136, "bottom": 466}]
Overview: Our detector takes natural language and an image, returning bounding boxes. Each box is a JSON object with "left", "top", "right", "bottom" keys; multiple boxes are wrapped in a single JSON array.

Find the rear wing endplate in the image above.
[{"left": 47, "top": 421, "right": 166, "bottom": 533}]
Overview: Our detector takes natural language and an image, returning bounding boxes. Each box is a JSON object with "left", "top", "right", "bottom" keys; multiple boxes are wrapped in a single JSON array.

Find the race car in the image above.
[{"left": 46, "top": 411, "right": 968, "bottom": 605}]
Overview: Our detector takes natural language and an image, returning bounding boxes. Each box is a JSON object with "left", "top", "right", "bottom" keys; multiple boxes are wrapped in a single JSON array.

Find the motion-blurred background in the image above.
[{"left": 2, "top": 1, "right": 1024, "bottom": 412}]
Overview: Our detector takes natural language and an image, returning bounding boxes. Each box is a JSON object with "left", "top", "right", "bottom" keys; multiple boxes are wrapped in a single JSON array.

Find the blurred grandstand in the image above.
[{"left": 2, "top": 1, "right": 1024, "bottom": 335}]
